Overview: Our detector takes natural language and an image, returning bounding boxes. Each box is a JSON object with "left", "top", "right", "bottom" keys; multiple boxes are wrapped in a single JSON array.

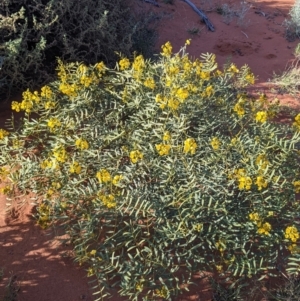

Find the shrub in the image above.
[
  {"left": 1, "top": 41, "right": 300, "bottom": 300},
  {"left": 0, "top": 0, "right": 157, "bottom": 100},
  {"left": 272, "top": 43, "right": 300, "bottom": 96},
  {"left": 284, "top": 0, "right": 300, "bottom": 41},
  {"left": 216, "top": 2, "right": 250, "bottom": 27}
]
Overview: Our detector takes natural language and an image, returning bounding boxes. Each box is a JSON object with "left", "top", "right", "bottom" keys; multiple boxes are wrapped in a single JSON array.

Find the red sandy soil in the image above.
[{"left": 1, "top": 0, "right": 300, "bottom": 300}]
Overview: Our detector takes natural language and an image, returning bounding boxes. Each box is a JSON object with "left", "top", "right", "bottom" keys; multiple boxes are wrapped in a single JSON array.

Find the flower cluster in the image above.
[
  {"left": 69, "top": 161, "right": 82, "bottom": 174},
  {"left": 155, "top": 144, "right": 171, "bottom": 156},
  {"left": 234, "top": 169, "right": 252, "bottom": 191},
  {"left": 255, "top": 111, "right": 268, "bottom": 123},
  {"left": 285, "top": 226, "right": 299, "bottom": 242},
  {"left": 255, "top": 176, "right": 268, "bottom": 190},
  {"left": 294, "top": 180, "right": 300, "bottom": 193},
  {"left": 53, "top": 146, "right": 67, "bottom": 163},
  {"left": 211, "top": 137, "right": 220, "bottom": 150},
  {"left": 129, "top": 150, "right": 143, "bottom": 163},
  {"left": 293, "top": 113, "right": 300, "bottom": 131},
  {"left": 119, "top": 58, "right": 131, "bottom": 70},
  {"left": 161, "top": 41, "right": 172, "bottom": 57},
  {"left": 249, "top": 212, "right": 272, "bottom": 235},
  {"left": 144, "top": 78, "right": 156, "bottom": 89},
  {"left": 0, "top": 129, "right": 9, "bottom": 140},
  {"left": 75, "top": 138, "right": 89, "bottom": 150},
  {"left": 98, "top": 193, "right": 116, "bottom": 208},
  {"left": 96, "top": 169, "right": 111, "bottom": 183},
  {"left": 233, "top": 96, "right": 245, "bottom": 117},
  {"left": 47, "top": 117, "right": 61, "bottom": 132},
  {"left": 183, "top": 138, "right": 197, "bottom": 155}
]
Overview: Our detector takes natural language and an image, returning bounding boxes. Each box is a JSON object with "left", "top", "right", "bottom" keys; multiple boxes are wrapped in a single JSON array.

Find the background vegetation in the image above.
[{"left": 0, "top": 0, "right": 157, "bottom": 100}]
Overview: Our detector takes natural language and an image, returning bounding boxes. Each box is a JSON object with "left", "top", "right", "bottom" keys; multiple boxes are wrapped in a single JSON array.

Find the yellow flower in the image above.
[
  {"left": 249, "top": 212, "right": 260, "bottom": 223},
  {"left": 230, "top": 137, "right": 239, "bottom": 146},
  {"left": 238, "top": 176, "right": 252, "bottom": 190},
  {"left": 40, "top": 158, "right": 53, "bottom": 169},
  {"left": 98, "top": 193, "right": 116, "bottom": 208},
  {"left": 285, "top": 226, "right": 299, "bottom": 242},
  {"left": 11, "top": 101, "right": 21, "bottom": 112},
  {"left": 211, "top": 137, "right": 220, "bottom": 150},
  {"left": 235, "top": 168, "right": 246, "bottom": 177},
  {"left": 75, "top": 138, "right": 89, "bottom": 150},
  {"left": 167, "top": 66, "right": 180, "bottom": 76},
  {"left": 69, "top": 161, "right": 82, "bottom": 174},
  {"left": 215, "top": 265, "right": 223, "bottom": 273},
  {"left": 200, "top": 71, "right": 210, "bottom": 80},
  {"left": 53, "top": 146, "right": 67, "bottom": 163},
  {"left": 255, "top": 176, "right": 268, "bottom": 190},
  {"left": 20, "top": 99, "right": 33, "bottom": 113},
  {"left": 215, "top": 239, "right": 226, "bottom": 252},
  {"left": 96, "top": 169, "right": 111, "bottom": 183},
  {"left": 77, "top": 64, "right": 88, "bottom": 74},
  {"left": 155, "top": 94, "right": 167, "bottom": 109},
  {"left": 257, "top": 222, "right": 271, "bottom": 235},
  {"left": 215, "top": 70, "right": 222, "bottom": 77},
  {"left": 90, "top": 249, "right": 97, "bottom": 256},
  {"left": 233, "top": 103, "right": 245, "bottom": 117},
  {"left": 144, "top": 78, "right": 156, "bottom": 89},
  {"left": 155, "top": 286, "right": 168, "bottom": 299},
  {"left": 175, "top": 88, "right": 189, "bottom": 101},
  {"left": 245, "top": 72, "right": 255, "bottom": 84},
  {"left": 183, "top": 61, "right": 193, "bottom": 73},
  {"left": 52, "top": 182, "right": 61, "bottom": 190},
  {"left": 41, "top": 86, "right": 53, "bottom": 99},
  {"left": 0, "top": 185, "right": 12, "bottom": 195},
  {"left": 255, "top": 154, "right": 269, "bottom": 170},
  {"left": 193, "top": 223, "right": 203, "bottom": 232},
  {"left": 119, "top": 58, "right": 131, "bottom": 70},
  {"left": 255, "top": 111, "right": 268, "bottom": 123},
  {"left": 161, "top": 41, "right": 172, "bottom": 57},
  {"left": 185, "top": 39, "right": 191, "bottom": 45},
  {"left": 0, "top": 129, "right": 9, "bottom": 140},
  {"left": 205, "top": 85, "right": 214, "bottom": 97},
  {"left": 122, "top": 87, "right": 128, "bottom": 103},
  {"left": 46, "top": 188, "right": 54, "bottom": 197},
  {"left": 87, "top": 267, "right": 94, "bottom": 277},
  {"left": 135, "top": 282, "right": 144, "bottom": 291},
  {"left": 44, "top": 101, "right": 56, "bottom": 110},
  {"left": 187, "top": 84, "right": 198, "bottom": 93},
  {"left": 59, "top": 83, "right": 78, "bottom": 98},
  {"left": 155, "top": 144, "right": 171, "bottom": 156},
  {"left": 47, "top": 118, "right": 61, "bottom": 132},
  {"left": 228, "top": 64, "right": 239, "bottom": 74},
  {"left": 163, "top": 131, "right": 171, "bottom": 141},
  {"left": 95, "top": 61, "right": 106, "bottom": 72},
  {"left": 56, "top": 59, "right": 68, "bottom": 82},
  {"left": 183, "top": 138, "right": 197, "bottom": 155},
  {"left": 293, "top": 180, "right": 300, "bottom": 193},
  {"left": 132, "top": 55, "right": 145, "bottom": 73},
  {"left": 80, "top": 75, "right": 93, "bottom": 87},
  {"left": 167, "top": 98, "right": 180, "bottom": 110},
  {"left": 129, "top": 150, "right": 143, "bottom": 163},
  {"left": 112, "top": 175, "right": 123, "bottom": 186},
  {"left": 22, "top": 89, "right": 40, "bottom": 103},
  {"left": 288, "top": 244, "right": 300, "bottom": 254},
  {"left": 0, "top": 167, "right": 9, "bottom": 179},
  {"left": 293, "top": 114, "right": 300, "bottom": 131}
]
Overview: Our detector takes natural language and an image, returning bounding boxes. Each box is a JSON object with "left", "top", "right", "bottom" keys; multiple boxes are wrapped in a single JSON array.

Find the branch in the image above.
[
  {"left": 181, "top": 0, "right": 215, "bottom": 32},
  {"left": 142, "top": 0, "right": 159, "bottom": 7}
]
